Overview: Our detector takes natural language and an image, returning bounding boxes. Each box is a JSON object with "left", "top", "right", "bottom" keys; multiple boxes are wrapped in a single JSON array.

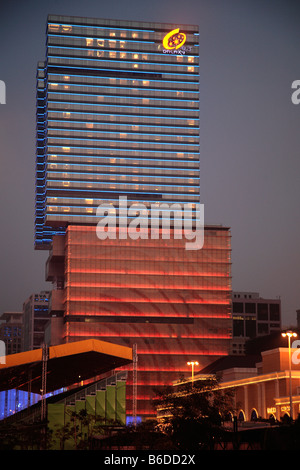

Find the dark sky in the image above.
[{"left": 0, "top": 0, "right": 299, "bottom": 327}]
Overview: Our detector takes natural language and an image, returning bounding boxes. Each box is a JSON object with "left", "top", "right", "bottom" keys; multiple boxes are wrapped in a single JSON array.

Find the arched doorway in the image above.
[
  {"left": 250, "top": 408, "right": 258, "bottom": 421},
  {"left": 238, "top": 410, "right": 245, "bottom": 421}
]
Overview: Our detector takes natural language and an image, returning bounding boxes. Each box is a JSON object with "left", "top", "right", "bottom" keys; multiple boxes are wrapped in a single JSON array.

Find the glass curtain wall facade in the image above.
[
  {"left": 35, "top": 15, "right": 200, "bottom": 249},
  {"left": 36, "top": 15, "right": 232, "bottom": 419},
  {"left": 47, "top": 225, "right": 232, "bottom": 418}
]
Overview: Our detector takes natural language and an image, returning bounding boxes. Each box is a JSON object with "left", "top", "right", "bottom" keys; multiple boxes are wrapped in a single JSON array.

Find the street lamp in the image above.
[
  {"left": 282, "top": 330, "right": 297, "bottom": 420},
  {"left": 187, "top": 361, "right": 199, "bottom": 386}
]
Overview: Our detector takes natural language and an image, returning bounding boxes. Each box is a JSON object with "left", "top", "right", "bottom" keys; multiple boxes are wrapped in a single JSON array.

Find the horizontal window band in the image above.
[
  {"left": 47, "top": 89, "right": 199, "bottom": 103},
  {"left": 48, "top": 58, "right": 199, "bottom": 79},
  {"left": 45, "top": 189, "right": 199, "bottom": 200},
  {"left": 47, "top": 72, "right": 199, "bottom": 91},
  {"left": 46, "top": 134, "right": 199, "bottom": 147},
  {"left": 46, "top": 65, "right": 198, "bottom": 82},
  {"left": 64, "top": 315, "right": 194, "bottom": 324},
  {"left": 47, "top": 20, "right": 198, "bottom": 35},
  {"left": 47, "top": 44, "right": 199, "bottom": 62},
  {"left": 46, "top": 165, "right": 199, "bottom": 176},
  {"left": 47, "top": 75, "right": 199, "bottom": 93},
  {"left": 43, "top": 111, "right": 199, "bottom": 124},
  {"left": 48, "top": 122, "right": 199, "bottom": 136},
  {"left": 47, "top": 98, "right": 199, "bottom": 114},
  {"left": 46, "top": 156, "right": 200, "bottom": 167},
  {"left": 47, "top": 65, "right": 163, "bottom": 79},
  {"left": 46, "top": 169, "right": 199, "bottom": 180}
]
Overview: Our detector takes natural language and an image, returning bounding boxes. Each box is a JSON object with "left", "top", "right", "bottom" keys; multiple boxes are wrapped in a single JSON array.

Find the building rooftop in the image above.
[{"left": 0, "top": 339, "right": 132, "bottom": 394}]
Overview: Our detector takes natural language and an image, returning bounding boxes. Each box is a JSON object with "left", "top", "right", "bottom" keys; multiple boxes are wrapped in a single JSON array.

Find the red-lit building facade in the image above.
[{"left": 46, "top": 225, "right": 232, "bottom": 418}]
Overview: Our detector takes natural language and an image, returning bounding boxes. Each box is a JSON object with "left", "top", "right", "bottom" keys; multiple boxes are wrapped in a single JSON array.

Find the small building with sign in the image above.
[{"left": 195, "top": 347, "right": 300, "bottom": 422}]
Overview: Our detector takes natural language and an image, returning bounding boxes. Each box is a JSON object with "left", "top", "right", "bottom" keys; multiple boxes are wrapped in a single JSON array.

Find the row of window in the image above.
[
  {"left": 47, "top": 43, "right": 199, "bottom": 65},
  {"left": 46, "top": 73, "right": 199, "bottom": 92},
  {"left": 46, "top": 146, "right": 199, "bottom": 159},
  {"left": 48, "top": 56, "right": 198, "bottom": 79},
  {"left": 46, "top": 111, "right": 199, "bottom": 128},
  {"left": 48, "top": 82, "right": 199, "bottom": 103},
  {"left": 46, "top": 155, "right": 200, "bottom": 169},
  {"left": 47, "top": 129, "right": 198, "bottom": 145},
  {"left": 46, "top": 163, "right": 199, "bottom": 177},
  {"left": 47, "top": 23, "right": 198, "bottom": 43}
]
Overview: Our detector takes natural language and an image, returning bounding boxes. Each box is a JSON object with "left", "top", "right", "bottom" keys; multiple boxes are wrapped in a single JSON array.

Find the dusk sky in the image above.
[{"left": 0, "top": 0, "right": 299, "bottom": 327}]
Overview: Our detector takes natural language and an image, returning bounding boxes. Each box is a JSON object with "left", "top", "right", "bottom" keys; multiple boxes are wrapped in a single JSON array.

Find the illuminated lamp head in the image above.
[{"left": 163, "top": 28, "right": 186, "bottom": 50}]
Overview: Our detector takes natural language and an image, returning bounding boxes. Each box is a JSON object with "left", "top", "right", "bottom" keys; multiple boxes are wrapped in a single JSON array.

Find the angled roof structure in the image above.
[{"left": 0, "top": 339, "right": 132, "bottom": 394}]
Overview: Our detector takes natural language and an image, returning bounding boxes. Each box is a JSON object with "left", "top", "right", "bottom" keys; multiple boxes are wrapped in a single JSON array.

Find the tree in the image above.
[{"left": 153, "top": 375, "right": 235, "bottom": 450}]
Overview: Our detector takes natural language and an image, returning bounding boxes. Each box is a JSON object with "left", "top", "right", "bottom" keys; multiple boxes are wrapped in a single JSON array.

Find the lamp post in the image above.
[
  {"left": 187, "top": 361, "right": 199, "bottom": 387},
  {"left": 282, "top": 330, "right": 297, "bottom": 420}
]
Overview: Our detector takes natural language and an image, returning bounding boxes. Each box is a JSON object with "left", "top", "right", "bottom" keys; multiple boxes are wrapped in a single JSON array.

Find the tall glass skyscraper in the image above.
[
  {"left": 36, "top": 15, "right": 232, "bottom": 419},
  {"left": 35, "top": 15, "right": 200, "bottom": 249}
]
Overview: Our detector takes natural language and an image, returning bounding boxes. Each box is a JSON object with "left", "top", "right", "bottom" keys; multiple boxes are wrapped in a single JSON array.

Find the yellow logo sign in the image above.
[{"left": 162, "top": 28, "right": 187, "bottom": 50}]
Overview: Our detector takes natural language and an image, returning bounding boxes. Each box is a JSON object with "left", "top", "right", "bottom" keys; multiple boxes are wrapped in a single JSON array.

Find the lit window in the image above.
[
  {"left": 188, "top": 56, "right": 194, "bottom": 63},
  {"left": 86, "top": 38, "right": 93, "bottom": 46},
  {"left": 62, "top": 25, "right": 72, "bottom": 32},
  {"left": 133, "top": 64, "right": 139, "bottom": 68},
  {"left": 49, "top": 24, "right": 60, "bottom": 32},
  {"left": 120, "top": 52, "right": 127, "bottom": 59},
  {"left": 64, "top": 76, "right": 70, "bottom": 81},
  {"left": 109, "top": 32, "right": 116, "bottom": 37},
  {"left": 143, "top": 80, "right": 149, "bottom": 86},
  {"left": 97, "top": 39, "right": 104, "bottom": 47},
  {"left": 188, "top": 66, "right": 194, "bottom": 72},
  {"left": 133, "top": 53, "right": 139, "bottom": 59},
  {"left": 132, "top": 32, "right": 138, "bottom": 38}
]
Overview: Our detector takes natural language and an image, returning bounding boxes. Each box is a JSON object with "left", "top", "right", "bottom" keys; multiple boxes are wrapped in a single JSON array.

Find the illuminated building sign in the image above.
[{"left": 162, "top": 28, "right": 192, "bottom": 55}]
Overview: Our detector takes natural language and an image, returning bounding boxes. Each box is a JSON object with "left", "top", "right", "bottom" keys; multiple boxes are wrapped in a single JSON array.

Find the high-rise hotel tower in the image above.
[{"left": 36, "top": 15, "right": 232, "bottom": 419}]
